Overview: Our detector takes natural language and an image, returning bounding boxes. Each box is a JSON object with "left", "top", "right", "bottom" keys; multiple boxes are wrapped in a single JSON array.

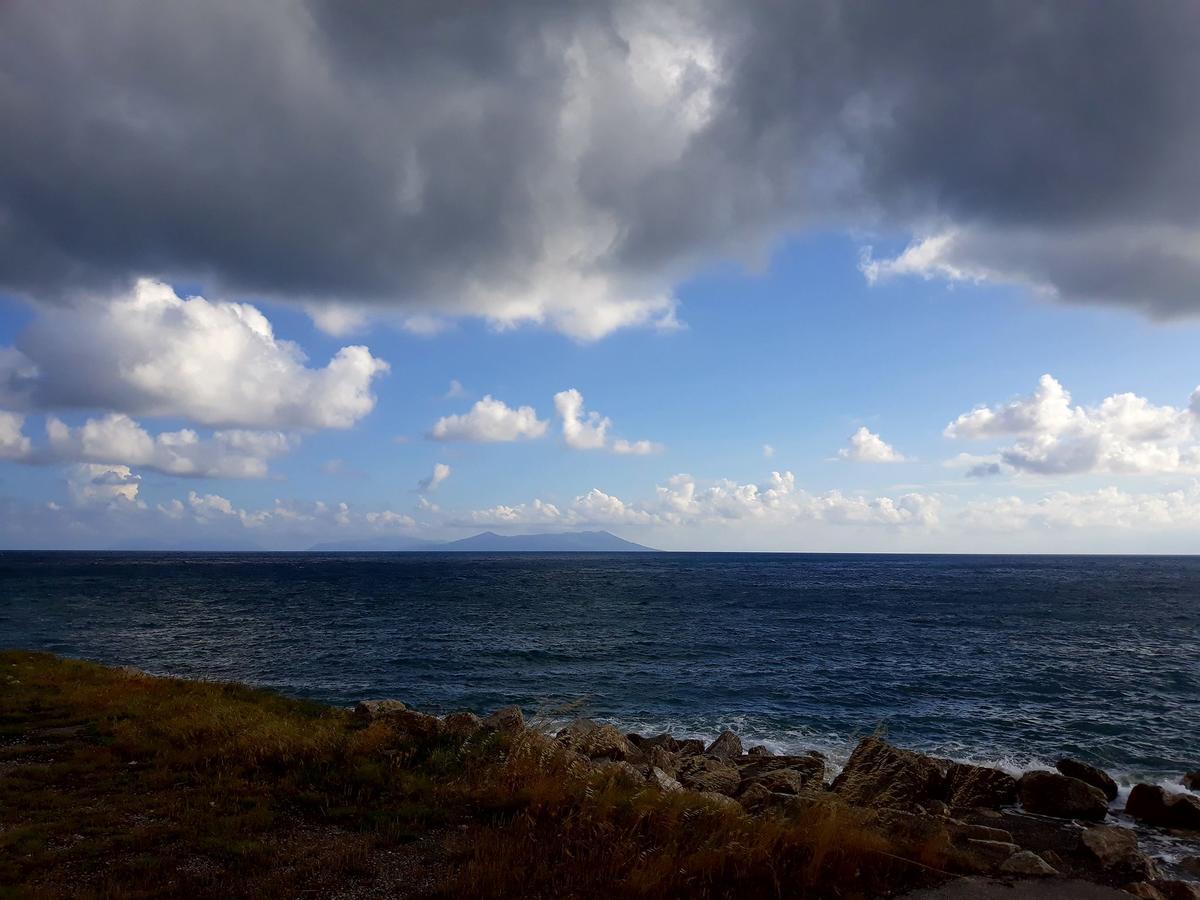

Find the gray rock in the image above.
[
  {"left": 557, "top": 719, "right": 641, "bottom": 761},
  {"left": 441, "top": 710, "right": 483, "bottom": 738},
  {"left": 1183, "top": 772, "right": 1200, "bottom": 791},
  {"left": 943, "top": 761, "right": 1019, "bottom": 810},
  {"left": 354, "top": 699, "right": 407, "bottom": 722},
  {"left": 964, "top": 838, "right": 1023, "bottom": 868},
  {"left": 1056, "top": 758, "right": 1119, "bottom": 802},
  {"left": 1017, "top": 770, "right": 1108, "bottom": 821},
  {"left": 747, "top": 745, "right": 773, "bottom": 757},
  {"left": 482, "top": 705, "right": 524, "bottom": 733},
  {"left": 999, "top": 850, "right": 1058, "bottom": 877},
  {"left": 1081, "top": 825, "right": 1159, "bottom": 880},
  {"left": 705, "top": 729, "right": 743, "bottom": 761},
  {"left": 1126, "top": 783, "right": 1200, "bottom": 830},
  {"left": 649, "top": 766, "right": 684, "bottom": 792},
  {"left": 677, "top": 755, "right": 741, "bottom": 796},
  {"left": 832, "top": 736, "right": 949, "bottom": 810}
]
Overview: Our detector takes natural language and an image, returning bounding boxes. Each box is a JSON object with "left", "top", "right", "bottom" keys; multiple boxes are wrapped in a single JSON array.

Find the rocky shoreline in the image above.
[{"left": 357, "top": 699, "right": 1200, "bottom": 898}]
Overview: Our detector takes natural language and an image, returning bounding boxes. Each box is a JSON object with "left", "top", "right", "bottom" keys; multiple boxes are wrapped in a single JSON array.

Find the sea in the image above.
[{"left": 3, "top": 551, "right": 1198, "bottom": 789}]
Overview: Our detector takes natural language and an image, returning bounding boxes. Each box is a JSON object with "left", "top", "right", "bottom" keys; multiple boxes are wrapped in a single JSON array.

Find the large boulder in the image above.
[
  {"left": 831, "top": 737, "right": 948, "bottom": 810},
  {"left": 649, "top": 767, "right": 684, "bottom": 793},
  {"left": 483, "top": 705, "right": 525, "bottom": 733},
  {"left": 677, "top": 756, "right": 741, "bottom": 796},
  {"left": 1081, "top": 825, "right": 1160, "bottom": 881},
  {"left": 676, "top": 738, "right": 706, "bottom": 757},
  {"left": 738, "top": 767, "right": 809, "bottom": 796},
  {"left": 942, "top": 761, "right": 1018, "bottom": 810},
  {"left": 1056, "top": 758, "right": 1119, "bottom": 801},
  {"left": 628, "top": 733, "right": 681, "bottom": 754},
  {"left": 735, "top": 753, "right": 825, "bottom": 796},
  {"left": 1017, "top": 770, "right": 1109, "bottom": 820},
  {"left": 441, "top": 711, "right": 483, "bottom": 738},
  {"left": 1150, "top": 882, "right": 1200, "bottom": 900},
  {"left": 1126, "top": 784, "right": 1200, "bottom": 830},
  {"left": 557, "top": 719, "right": 641, "bottom": 762},
  {"left": 999, "top": 849, "right": 1058, "bottom": 877},
  {"left": 735, "top": 753, "right": 826, "bottom": 782},
  {"left": 705, "top": 729, "right": 743, "bottom": 762},
  {"left": 1183, "top": 772, "right": 1200, "bottom": 791},
  {"left": 354, "top": 699, "right": 407, "bottom": 722}
]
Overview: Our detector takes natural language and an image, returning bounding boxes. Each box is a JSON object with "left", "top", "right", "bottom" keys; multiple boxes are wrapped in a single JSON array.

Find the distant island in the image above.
[{"left": 308, "top": 530, "right": 655, "bottom": 552}]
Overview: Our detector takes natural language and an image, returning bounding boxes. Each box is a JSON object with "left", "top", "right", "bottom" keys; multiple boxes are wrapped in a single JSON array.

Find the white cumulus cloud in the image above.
[
  {"left": 464, "top": 470, "right": 938, "bottom": 530},
  {"left": 46, "top": 413, "right": 293, "bottom": 478},
  {"left": 418, "top": 462, "right": 451, "bottom": 492},
  {"left": 837, "top": 427, "right": 906, "bottom": 463},
  {"left": 553, "top": 388, "right": 663, "bottom": 454},
  {"left": 946, "top": 374, "right": 1200, "bottom": 475},
  {"left": 430, "top": 396, "right": 548, "bottom": 442},
  {"left": 67, "top": 463, "right": 141, "bottom": 506},
  {"left": 0, "top": 411, "right": 31, "bottom": 459},
  {"left": 3, "top": 279, "right": 389, "bottom": 429}
]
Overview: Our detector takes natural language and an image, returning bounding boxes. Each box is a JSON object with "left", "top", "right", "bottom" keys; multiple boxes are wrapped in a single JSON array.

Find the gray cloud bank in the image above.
[{"left": 2, "top": 1, "right": 1199, "bottom": 334}]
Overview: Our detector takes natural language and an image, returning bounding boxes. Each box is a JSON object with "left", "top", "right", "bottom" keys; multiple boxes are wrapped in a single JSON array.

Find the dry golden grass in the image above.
[{"left": 0, "top": 652, "right": 946, "bottom": 898}]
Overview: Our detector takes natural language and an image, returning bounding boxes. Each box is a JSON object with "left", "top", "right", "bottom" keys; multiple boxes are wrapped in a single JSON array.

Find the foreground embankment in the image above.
[{"left": 1, "top": 652, "right": 1197, "bottom": 899}]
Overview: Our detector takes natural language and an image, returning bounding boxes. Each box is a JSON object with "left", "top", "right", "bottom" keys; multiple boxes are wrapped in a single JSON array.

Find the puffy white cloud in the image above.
[
  {"left": 184, "top": 492, "right": 418, "bottom": 533},
  {"left": 365, "top": 510, "right": 417, "bottom": 529},
  {"left": 0, "top": 411, "right": 31, "bottom": 459},
  {"left": 4, "top": 279, "right": 388, "bottom": 429},
  {"left": 652, "top": 471, "right": 938, "bottom": 527},
  {"left": 554, "top": 388, "right": 610, "bottom": 450},
  {"left": 418, "top": 463, "right": 451, "bottom": 492},
  {"left": 467, "top": 498, "right": 566, "bottom": 526},
  {"left": 45, "top": 413, "right": 292, "bottom": 478},
  {"left": 837, "top": 427, "right": 906, "bottom": 463},
  {"left": 464, "top": 470, "right": 938, "bottom": 530},
  {"left": 946, "top": 374, "right": 1200, "bottom": 475},
  {"left": 430, "top": 396, "right": 548, "bottom": 442},
  {"left": 961, "top": 483, "right": 1200, "bottom": 532},
  {"left": 553, "top": 388, "right": 663, "bottom": 454},
  {"left": 67, "top": 464, "right": 141, "bottom": 506}
]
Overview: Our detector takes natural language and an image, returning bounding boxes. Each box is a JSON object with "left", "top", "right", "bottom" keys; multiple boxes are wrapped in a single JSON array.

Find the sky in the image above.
[{"left": 2, "top": 1, "right": 1200, "bottom": 552}]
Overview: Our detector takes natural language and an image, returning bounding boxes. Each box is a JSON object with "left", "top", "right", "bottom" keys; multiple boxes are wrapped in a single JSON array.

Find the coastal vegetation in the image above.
[{"left": 1, "top": 652, "right": 1197, "bottom": 898}]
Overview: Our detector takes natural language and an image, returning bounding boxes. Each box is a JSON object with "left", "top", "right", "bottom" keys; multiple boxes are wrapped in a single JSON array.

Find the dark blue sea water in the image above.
[{"left": 3, "top": 552, "right": 1198, "bottom": 784}]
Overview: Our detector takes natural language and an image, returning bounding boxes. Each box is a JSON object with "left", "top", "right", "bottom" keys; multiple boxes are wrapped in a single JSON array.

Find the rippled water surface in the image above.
[{"left": 2, "top": 552, "right": 1198, "bottom": 779}]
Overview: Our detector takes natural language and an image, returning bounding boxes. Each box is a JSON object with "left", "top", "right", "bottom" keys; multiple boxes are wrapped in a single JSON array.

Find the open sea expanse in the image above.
[{"left": 3, "top": 551, "right": 1198, "bottom": 786}]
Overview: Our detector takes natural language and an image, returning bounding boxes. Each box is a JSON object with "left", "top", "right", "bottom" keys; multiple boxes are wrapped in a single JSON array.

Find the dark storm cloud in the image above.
[{"left": 1, "top": 0, "right": 1199, "bottom": 327}]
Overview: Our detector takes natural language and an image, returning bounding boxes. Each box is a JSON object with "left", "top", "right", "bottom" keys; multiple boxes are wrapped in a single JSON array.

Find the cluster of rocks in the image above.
[{"left": 353, "top": 700, "right": 1200, "bottom": 898}]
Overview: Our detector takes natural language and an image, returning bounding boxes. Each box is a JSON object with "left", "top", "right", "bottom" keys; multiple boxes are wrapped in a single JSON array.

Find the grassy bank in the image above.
[{"left": 0, "top": 652, "right": 945, "bottom": 898}]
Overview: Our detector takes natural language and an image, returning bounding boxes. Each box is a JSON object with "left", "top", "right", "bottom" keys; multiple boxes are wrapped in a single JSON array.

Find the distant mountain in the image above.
[
  {"left": 306, "top": 530, "right": 655, "bottom": 552},
  {"left": 440, "top": 530, "right": 654, "bottom": 552}
]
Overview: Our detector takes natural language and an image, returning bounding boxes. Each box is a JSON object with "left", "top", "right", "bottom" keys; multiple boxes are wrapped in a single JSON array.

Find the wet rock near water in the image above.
[
  {"left": 1127, "top": 784, "right": 1200, "bottom": 831},
  {"left": 831, "top": 736, "right": 949, "bottom": 810},
  {"left": 1057, "top": 758, "right": 1120, "bottom": 802},
  {"left": 1017, "top": 770, "right": 1109, "bottom": 821}
]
